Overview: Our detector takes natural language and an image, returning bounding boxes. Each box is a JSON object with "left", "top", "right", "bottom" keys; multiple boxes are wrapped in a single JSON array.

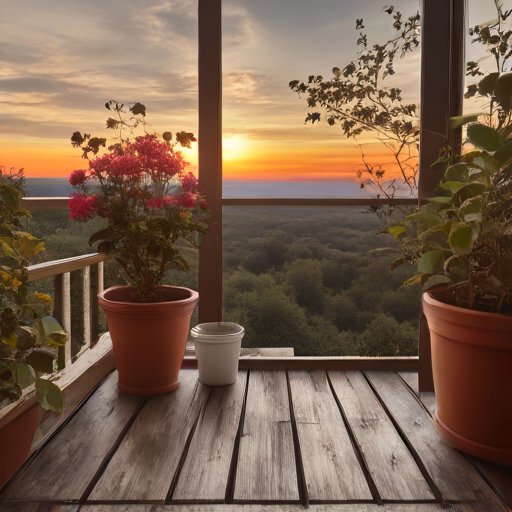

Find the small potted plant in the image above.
[
  {"left": 384, "top": 92, "right": 512, "bottom": 463},
  {"left": 68, "top": 101, "right": 210, "bottom": 396},
  {"left": 1, "top": 169, "right": 65, "bottom": 487}
]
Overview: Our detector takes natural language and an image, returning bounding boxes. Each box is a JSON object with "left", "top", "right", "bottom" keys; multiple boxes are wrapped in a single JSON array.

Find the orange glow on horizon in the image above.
[{"left": 1, "top": 136, "right": 415, "bottom": 182}]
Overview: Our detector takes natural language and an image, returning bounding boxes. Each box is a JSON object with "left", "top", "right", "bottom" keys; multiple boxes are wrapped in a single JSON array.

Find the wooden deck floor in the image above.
[{"left": 0, "top": 369, "right": 508, "bottom": 512}]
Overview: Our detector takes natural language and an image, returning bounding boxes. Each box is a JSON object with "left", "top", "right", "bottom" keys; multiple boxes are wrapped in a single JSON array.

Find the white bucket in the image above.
[{"left": 190, "top": 322, "right": 245, "bottom": 386}]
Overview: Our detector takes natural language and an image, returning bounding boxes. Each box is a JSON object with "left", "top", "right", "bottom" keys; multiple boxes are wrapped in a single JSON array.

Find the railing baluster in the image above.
[
  {"left": 54, "top": 272, "right": 72, "bottom": 370},
  {"left": 82, "top": 266, "right": 91, "bottom": 350}
]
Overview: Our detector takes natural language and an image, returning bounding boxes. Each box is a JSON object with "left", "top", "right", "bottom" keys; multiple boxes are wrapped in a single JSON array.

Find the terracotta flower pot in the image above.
[
  {"left": 0, "top": 405, "right": 39, "bottom": 489},
  {"left": 423, "top": 292, "right": 512, "bottom": 465},
  {"left": 98, "top": 285, "right": 198, "bottom": 396}
]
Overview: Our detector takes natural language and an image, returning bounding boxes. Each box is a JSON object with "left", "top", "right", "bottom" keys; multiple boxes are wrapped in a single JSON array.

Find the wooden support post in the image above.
[
  {"left": 54, "top": 272, "right": 72, "bottom": 370},
  {"left": 198, "top": 0, "right": 223, "bottom": 323},
  {"left": 418, "top": 0, "right": 465, "bottom": 392}
]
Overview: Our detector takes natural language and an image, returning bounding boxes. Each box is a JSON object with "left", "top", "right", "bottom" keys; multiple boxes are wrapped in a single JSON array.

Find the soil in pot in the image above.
[
  {"left": 98, "top": 285, "right": 198, "bottom": 396},
  {"left": 0, "top": 405, "right": 39, "bottom": 489},
  {"left": 423, "top": 292, "right": 512, "bottom": 465}
]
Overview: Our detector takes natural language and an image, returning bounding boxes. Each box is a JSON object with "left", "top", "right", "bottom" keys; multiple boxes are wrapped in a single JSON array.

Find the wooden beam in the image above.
[
  {"left": 21, "top": 197, "right": 69, "bottom": 211},
  {"left": 27, "top": 253, "right": 109, "bottom": 282},
  {"left": 223, "top": 197, "right": 418, "bottom": 207},
  {"left": 198, "top": 0, "right": 223, "bottom": 323},
  {"left": 417, "top": 0, "right": 466, "bottom": 393}
]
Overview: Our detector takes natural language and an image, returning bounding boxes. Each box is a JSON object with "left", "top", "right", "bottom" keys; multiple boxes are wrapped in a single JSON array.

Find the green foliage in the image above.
[
  {"left": 290, "top": 5, "right": 421, "bottom": 223},
  {"left": 222, "top": 208, "right": 419, "bottom": 356},
  {"left": 465, "top": 3, "right": 512, "bottom": 131},
  {"left": 384, "top": 120, "right": 512, "bottom": 313},
  {"left": 0, "top": 170, "right": 65, "bottom": 411}
]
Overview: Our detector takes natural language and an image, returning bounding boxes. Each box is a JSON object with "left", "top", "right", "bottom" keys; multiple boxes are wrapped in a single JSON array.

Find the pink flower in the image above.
[
  {"left": 68, "top": 169, "right": 88, "bottom": 187},
  {"left": 181, "top": 172, "right": 201, "bottom": 194},
  {"left": 69, "top": 194, "right": 98, "bottom": 221},
  {"left": 145, "top": 198, "right": 165, "bottom": 209},
  {"left": 174, "top": 192, "right": 197, "bottom": 208}
]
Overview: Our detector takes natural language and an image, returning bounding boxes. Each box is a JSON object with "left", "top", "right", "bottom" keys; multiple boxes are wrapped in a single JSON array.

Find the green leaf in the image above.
[
  {"left": 41, "top": 317, "right": 65, "bottom": 336},
  {"left": 403, "top": 273, "right": 426, "bottom": 287},
  {"left": 88, "top": 225, "right": 116, "bottom": 247},
  {"left": 14, "top": 363, "right": 36, "bottom": 389},
  {"left": 449, "top": 225, "right": 475, "bottom": 255},
  {"left": 388, "top": 226, "right": 407, "bottom": 240},
  {"left": 390, "top": 257, "right": 407, "bottom": 271},
  {"left": 450, "top": 114, "right": 481, "bottom": 130},
  {"left": 428, "top": 196, "right": 453, "bottom": 204},
  {"left": 493, "top": 71, "right": 512, "bottom": 97},
  {"left": 441, "top": 181, "right": 466, "bottom": 192},
  {"left": 494, "top": 141, "right": 512, "bottom": 166},
  {"left": 467, "top": 124, "right": 504, "bottom": 151},
  {"left": 16, "top": 325, "right": 38, "bottom": 350},
  {"left": 445, "top": 163, "right": 469, "bottom": 182},
  {"left": 423, "top": 275, "right": 452, "bottom": 291},
  {"left": 478, "top": 72, "right": 500, "bottom": 96},
  {"left": 35, "top": 378, "right": 63, "bottom": 414},
  {"left": 27, "top": 349, "right": 57, "bottom": 374},
  {"left": 17, "top": 233, "right": 45, "bottom": 259},
  {"left": 0, "top": 183, "right": 21, "bottom": 210},
  {"left": 417, "top": 250, "right": 445, "bottom": 275},
  {"left": 464, "top": 213, "right": 482, "bottom": 222}
]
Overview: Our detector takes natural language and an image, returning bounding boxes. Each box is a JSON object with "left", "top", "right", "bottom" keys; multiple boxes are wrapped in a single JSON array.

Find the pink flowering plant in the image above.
[{"left": 68, "top": 101, "right": 210, "bottom": 303}]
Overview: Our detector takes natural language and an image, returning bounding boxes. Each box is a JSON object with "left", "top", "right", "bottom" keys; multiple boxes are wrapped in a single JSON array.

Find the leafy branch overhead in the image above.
[
  {"left": 71, "top": 100, "right": 197, "bottom": 159},
  {"left": 465, "top": 1, "right": 512, "bottom": 130},
  {"left": 290, "top": 6, "right": 420, "bottom": 194}
]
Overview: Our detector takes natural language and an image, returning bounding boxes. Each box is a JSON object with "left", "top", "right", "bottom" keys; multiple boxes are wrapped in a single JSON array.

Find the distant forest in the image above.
[{"left": 27, "top": 206, "right": 420, "bottom": 357}]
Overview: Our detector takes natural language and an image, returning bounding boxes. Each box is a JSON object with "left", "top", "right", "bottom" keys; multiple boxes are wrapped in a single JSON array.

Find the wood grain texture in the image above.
[
  {"left": 78, "top": 503, "right": 468, "bottom": 512},
  {"left": 6, "top": 372, "right": 141, "bottom": 501},
  {"left": 27, "top": 253, "right": 109, "bottom": 283},
  {"left": 0, "top": 504, "right": 78, "bottom": 512},
  {"left": 366, "top": 371, "right": 506, "bottom": 511},
  {"left": 173, "top": 372, "right": 248, "bottom": 501},
  {"left": 240, "top": 348, "right": 294, "bottom": 357},
  {"left": 234, "top": 371, "right": 299, "bottom": 502},
  {"left": 328, "top": 371, "right": 433, "bottom": 501},
  {"left": 397, "top": 371, "right": 437, "bottom": 417},
  {"left": 237, "top": 357, "right": 418, "bottom": 371},
  {"left": 288, "top": 371, "right": 371, "bottom": 501},
  {"left": 89, "top": 370, "right": 211, "bottom": 501}
]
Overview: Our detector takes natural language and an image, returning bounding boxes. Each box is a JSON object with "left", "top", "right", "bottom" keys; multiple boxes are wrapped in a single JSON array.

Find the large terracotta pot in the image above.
[
  {"left": 98, "top": 285, "right": 198, "bottom": 396},
  {"left": 0, "top": 405, "right": 39, "bottom": 488},
  {"left": 423, "top": 292, "right": 512, "bottom": 464}
]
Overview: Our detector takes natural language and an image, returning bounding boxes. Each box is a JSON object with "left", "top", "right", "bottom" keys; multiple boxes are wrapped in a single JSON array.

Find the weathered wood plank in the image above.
[
  {"left": 366, "top": 371, "right": 506, "bottom": 510},
  {"left": 234, "top": 371, "right": 299, "bottom": 502},
  {"left": 328, "top": 371, "right": 433, "bottom": 501},
  {"left": 54, "top": 272, "right": 71, "bottom": 369},
  {"left": 238, "top": 357, "right": 418, "bottom": 371},
  {"left": 78, "top": 503, "right": 469, "bottom": 512},
  {"left": 5, "top": 372, "right": 141, "bottom": 501},
  {"left": 240, "top": 348, "right": 294, "bottom": 357},
  {"left": 0, "top": 504, "right": 78, "bottom": 512},
  {"left": 173, "top": 372, "right": 248, "bottom": 501},
  {"left": 288, "top": 371, "right": 371, "bottom": 501},
  {"left": 89, "top": 370, "right": 211, "bottom": 501},
  {"left": 397, "top": 371, "right": 436, "bottom": 417}
]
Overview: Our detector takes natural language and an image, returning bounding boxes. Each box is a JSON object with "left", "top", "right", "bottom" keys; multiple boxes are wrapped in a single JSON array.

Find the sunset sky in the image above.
[{"left": 0, "top": 0, "right": 496, "bottom": 181}]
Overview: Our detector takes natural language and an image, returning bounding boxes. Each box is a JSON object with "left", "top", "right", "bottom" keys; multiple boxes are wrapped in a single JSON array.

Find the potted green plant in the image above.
[
  {"left": 68, "top": 101, "right": 210, "bottom": 396},
  {"left": 1, "top": 169, "right": 65, "bottom": 487},
  {"left": 384, "top": 100, "right": 512, "bottom": 462}
]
